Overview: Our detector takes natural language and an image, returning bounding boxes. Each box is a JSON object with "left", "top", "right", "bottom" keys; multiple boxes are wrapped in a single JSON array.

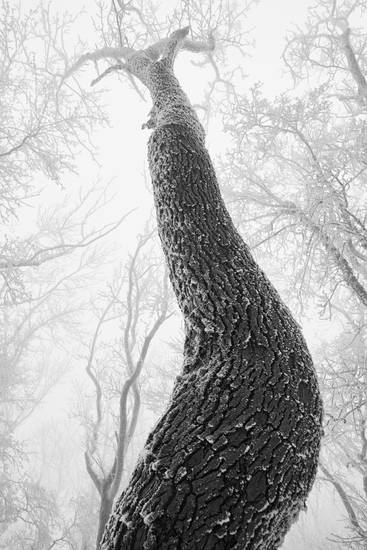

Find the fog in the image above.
[{"left": 1, "top": 0, "right": 366, "bottom": 549}]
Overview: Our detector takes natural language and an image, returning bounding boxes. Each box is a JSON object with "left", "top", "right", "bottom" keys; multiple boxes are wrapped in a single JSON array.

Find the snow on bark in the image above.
[{"left": 100, "top": 28, "right": 323, "bottom": 550}]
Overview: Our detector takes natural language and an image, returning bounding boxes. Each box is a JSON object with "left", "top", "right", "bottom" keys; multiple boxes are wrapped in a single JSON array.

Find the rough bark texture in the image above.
[{"left": 101, "top": 32, "right": 322, "bottom": 550}]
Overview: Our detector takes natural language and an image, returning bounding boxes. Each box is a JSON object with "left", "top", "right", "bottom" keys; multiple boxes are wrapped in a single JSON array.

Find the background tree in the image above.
[
  {"left": 220, "top": 0, "right": 367, "bottom": 546},
  {"left": 81, "top": 229, "right": 173, "bottom": 547},
  {"left": 0, "top": 2, "right": 128, "bottom": 547},
  {"left": 0, "top": 184, "right": 131, "bottom": 549},
  {"left": 3, "top": 0, "right": 367, "bottom": 548}
]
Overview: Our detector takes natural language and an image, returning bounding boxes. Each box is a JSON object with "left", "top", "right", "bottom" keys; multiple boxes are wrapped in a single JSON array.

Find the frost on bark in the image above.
[{"left": 100, "top": 28, "right": 323, "bottom": 550}]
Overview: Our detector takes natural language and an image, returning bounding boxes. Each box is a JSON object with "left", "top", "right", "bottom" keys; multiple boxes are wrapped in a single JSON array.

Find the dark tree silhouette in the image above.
[{"left": 97, "top": 28, "right": 323, "bottom": 550}]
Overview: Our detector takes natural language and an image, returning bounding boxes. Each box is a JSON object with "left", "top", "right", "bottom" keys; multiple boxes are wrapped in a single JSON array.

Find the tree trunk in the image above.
[
  {"left": 97, "top": 493, "right": 113, "bottom": 549},
  {"left": 101, "top": 30, "right": 322, "bottom": 550}
]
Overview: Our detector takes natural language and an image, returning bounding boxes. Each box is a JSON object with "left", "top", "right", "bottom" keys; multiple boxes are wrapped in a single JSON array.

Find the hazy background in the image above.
[{"left": 1, "top": 0, "right": 366, "bottom": 548}]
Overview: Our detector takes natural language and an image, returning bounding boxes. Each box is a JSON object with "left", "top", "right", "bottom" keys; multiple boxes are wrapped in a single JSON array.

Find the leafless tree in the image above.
[
  {"left": 220, "top": 0, "right": 367, "bottom": 546},
  {"left": 6, "top": 0, "right": 367, "bottom": 547},
  {"left": 69, "top": 1, "right": 323, "bottom": 543},
  {"left": 282, "top": 0, "right": 367, "bottom": 107},
  {"left": 0, "top": 3, "right": 132, "bottom": 545},
  {"left": 80, "top": 229, "right": 173, "bottom": 547},
  {"left": 318, "top": 304, "right": 367, "bottom": 549},
  {"left": 0, "top": 1, "right": 105, "bottom": 220}
]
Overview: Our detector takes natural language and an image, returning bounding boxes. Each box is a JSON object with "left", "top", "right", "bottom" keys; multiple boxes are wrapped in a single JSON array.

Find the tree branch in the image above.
[
  {"left": 340, "top": 27, "right": 367, "bottom": 100},
  {"left": 85, "top": 298, "right": 117, "bottom": 458},
  {"left": 0, "top": 209, "right": 134, "bottom": 270},
  {"left": 320, "top": 462, "right": 367, "bottom": 539},
  {"left": 64, "top": 28, "right": 215, "bottom": 85},
  {"left": 84, "top": 451, "right": 103, "bottom": 495}
]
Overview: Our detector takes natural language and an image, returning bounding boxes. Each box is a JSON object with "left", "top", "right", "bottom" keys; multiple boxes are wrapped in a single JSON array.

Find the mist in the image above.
[{"left": 1, "top": 1, "right": 366, "bottom": 549}]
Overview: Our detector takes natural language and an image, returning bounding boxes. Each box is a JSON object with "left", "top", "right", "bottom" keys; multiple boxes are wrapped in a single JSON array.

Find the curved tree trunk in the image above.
[{"left": 101, "top": 29, "right": 322, "bottom": 550}]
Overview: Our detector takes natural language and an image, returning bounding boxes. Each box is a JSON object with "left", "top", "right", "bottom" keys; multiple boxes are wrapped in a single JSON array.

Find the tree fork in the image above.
[{"left": 98, "top": 28, "right": 323, "bottom": 550}]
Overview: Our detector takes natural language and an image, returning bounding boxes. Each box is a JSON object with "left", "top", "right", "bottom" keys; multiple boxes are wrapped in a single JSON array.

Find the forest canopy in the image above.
[{"left": 0, "top": 0, "right": 366, "bottom": 549}]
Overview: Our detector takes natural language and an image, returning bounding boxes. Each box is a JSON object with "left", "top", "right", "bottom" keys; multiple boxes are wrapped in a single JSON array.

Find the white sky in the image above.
[
  {"left": 17, "top": 0, "right": 325, "bottom": 440},
  {"left": 13, "top": 1, "right": 349, "bottom": 547},
  {"left": 19, "top": 0, "right": 325, "bottom": 465},
  {"left": 36, "top": 0, "right": 317, "bottom": 251}
]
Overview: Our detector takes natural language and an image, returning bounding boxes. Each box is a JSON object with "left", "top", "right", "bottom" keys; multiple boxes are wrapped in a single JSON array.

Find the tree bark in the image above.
[{"left": 100, "top": 29, "right": 323, "bottom": 550}]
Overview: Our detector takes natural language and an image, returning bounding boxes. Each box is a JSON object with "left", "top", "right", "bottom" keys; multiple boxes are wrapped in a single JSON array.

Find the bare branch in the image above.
[
  {"left": 84, "top": 452, "right": 103, "bottom": 495},
  {"left": 0, "top": 209, "right": 135, "bottom": 270},
  {"left": 65, "top": 27, "right": 215, "bottom": 86},
  {"left": 85, "top": 299, "right": 117, "bottom": 460},
  {"left": 320, "top": 462, "right": 367, "bottom": 539},
  {"left": 340, "top": 27, "right": 367, "bottom": 100}
]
